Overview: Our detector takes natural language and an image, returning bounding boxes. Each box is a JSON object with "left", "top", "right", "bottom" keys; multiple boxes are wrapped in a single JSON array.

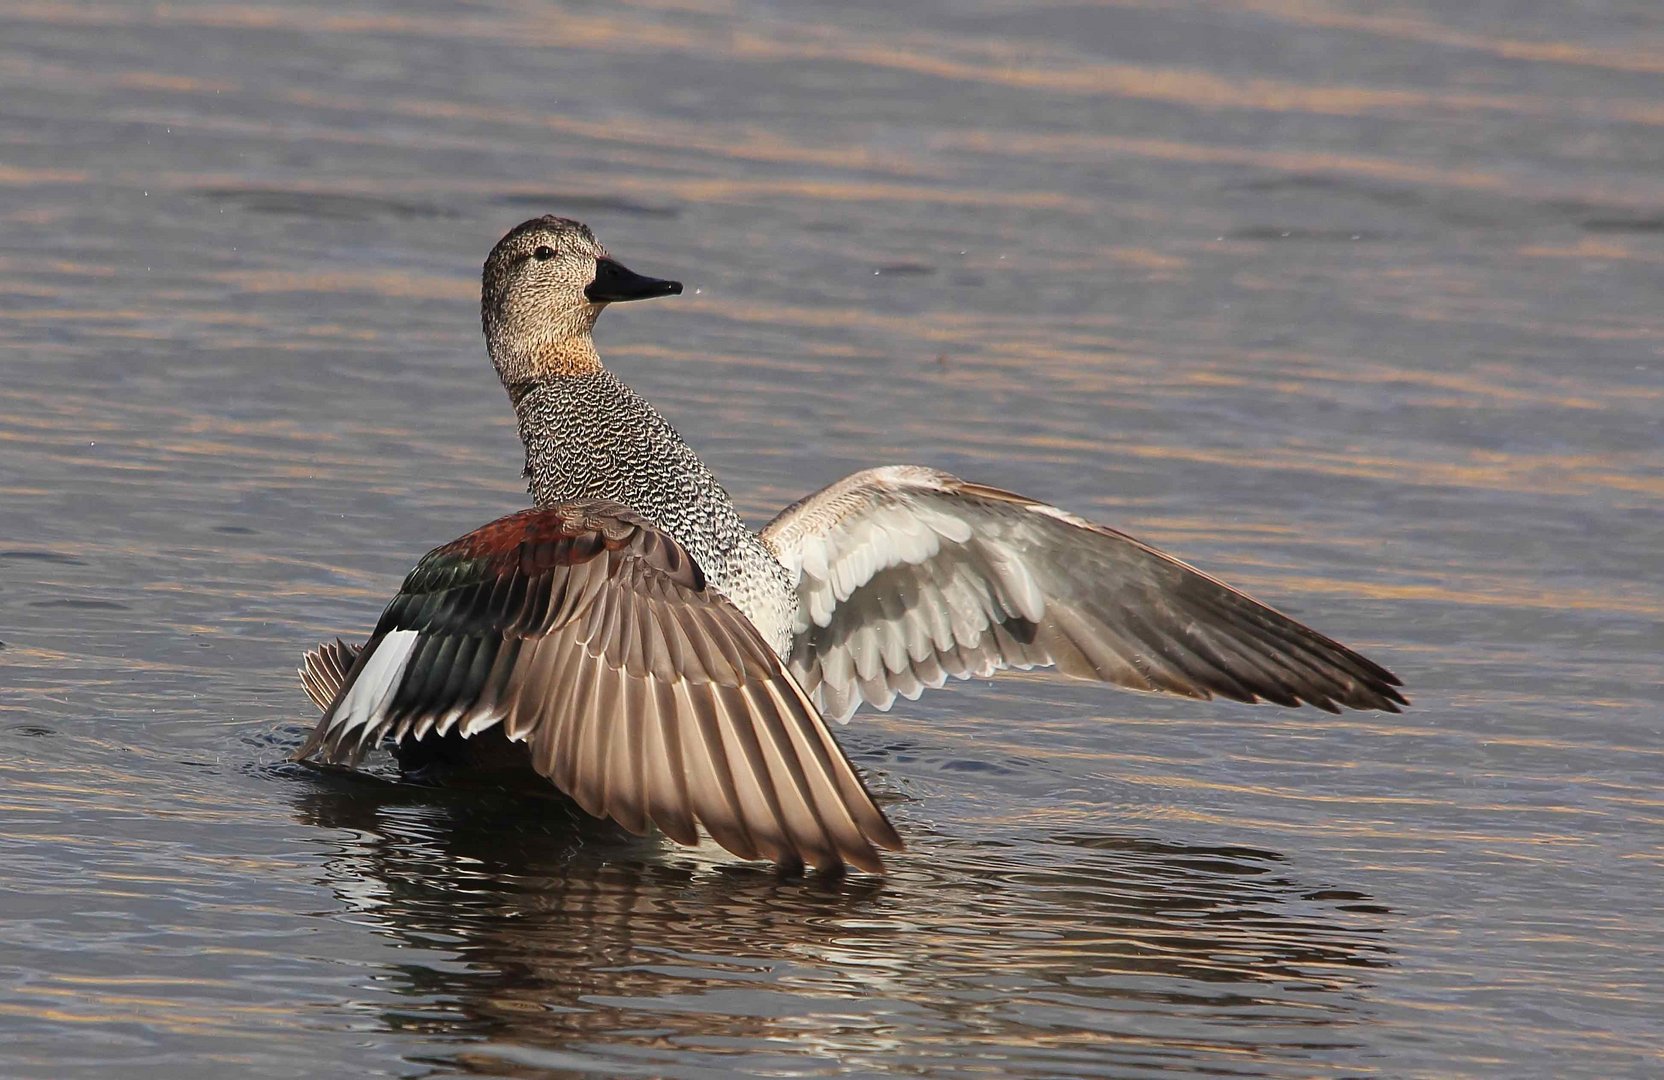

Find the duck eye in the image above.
[{"left": 532, "top": 245, "right": 556, "bottom": 262}]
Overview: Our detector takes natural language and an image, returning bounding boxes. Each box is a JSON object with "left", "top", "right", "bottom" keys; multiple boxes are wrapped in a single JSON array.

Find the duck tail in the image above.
[{"left": 299, "top": 638, "right": 362, "bottom": 713}]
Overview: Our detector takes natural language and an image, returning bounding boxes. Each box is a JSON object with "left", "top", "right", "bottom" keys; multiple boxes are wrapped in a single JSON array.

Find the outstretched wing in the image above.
[
  {"left": 762, "top": 466, "right": 1407, "bottom": 722},
  {"left": 294, "top": 501, "right": 902, "bottom": 873}
]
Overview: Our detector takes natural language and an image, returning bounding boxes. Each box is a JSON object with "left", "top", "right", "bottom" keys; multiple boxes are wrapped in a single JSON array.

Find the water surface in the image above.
[{"left": 1, "top": 1, "right": 1661, "bottom": 1076}]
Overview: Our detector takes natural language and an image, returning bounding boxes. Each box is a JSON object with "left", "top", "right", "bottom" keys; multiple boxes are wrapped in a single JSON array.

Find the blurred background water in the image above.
[{"left": 0, "top": 1, "right": 1660, "bottom": 1076}]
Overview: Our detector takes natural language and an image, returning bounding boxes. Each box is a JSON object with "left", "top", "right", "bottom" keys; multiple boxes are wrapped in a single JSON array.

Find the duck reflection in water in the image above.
[{"left": 293, "top": 773, "right": 1393, "bottom": 1077}]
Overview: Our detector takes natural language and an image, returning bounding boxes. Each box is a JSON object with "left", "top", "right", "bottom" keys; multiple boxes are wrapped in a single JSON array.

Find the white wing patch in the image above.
[{"left": 326, "top": 629, "right": 419, "bottom": 744}]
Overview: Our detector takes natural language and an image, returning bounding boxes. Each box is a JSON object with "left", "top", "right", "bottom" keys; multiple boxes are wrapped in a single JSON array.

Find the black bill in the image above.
[{"left": 586, "top": 257, "right": 683, "bottom": 303}]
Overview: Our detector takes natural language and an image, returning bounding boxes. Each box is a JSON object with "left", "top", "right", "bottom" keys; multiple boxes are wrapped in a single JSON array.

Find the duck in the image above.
[{"left": 294, "top": 215, "right": 1407, "bottom": 874}]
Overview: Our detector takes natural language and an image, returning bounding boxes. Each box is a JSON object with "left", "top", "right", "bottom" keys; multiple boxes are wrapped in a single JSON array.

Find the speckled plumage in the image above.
[{"left": 513, "top": 371, "right": 797, "bottom": 653}]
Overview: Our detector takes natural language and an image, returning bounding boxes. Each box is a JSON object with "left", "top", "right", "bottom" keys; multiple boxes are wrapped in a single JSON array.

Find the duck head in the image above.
[{"left": 481, "top": 216, "right": 682, "bottom": 383}]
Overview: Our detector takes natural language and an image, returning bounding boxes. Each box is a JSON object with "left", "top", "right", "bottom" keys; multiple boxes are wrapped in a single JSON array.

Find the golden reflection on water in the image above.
[{"left": 2, "top": 0, "right": 1661, "bottom": 1074}]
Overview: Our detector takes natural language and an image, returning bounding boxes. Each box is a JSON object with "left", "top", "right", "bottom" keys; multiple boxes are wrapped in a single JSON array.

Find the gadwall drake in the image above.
[{"left": 295, "top": 216, "right": 1406, "bottom": 874}]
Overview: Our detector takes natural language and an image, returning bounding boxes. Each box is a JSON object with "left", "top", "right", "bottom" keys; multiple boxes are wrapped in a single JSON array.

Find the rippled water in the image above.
[{"left": 2, "top": 1, "right": 1661, "bottom": 1076}]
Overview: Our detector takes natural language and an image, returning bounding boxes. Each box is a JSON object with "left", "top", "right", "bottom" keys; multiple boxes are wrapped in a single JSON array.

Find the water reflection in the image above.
[{"left": 294, "top": 775, "right": 1392, "bottom": 1077}]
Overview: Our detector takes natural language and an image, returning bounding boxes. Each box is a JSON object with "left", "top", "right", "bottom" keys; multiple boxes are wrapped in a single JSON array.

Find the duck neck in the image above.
[
  {"left": 506, "top": 366, "right": 634, "bottom": 505},
  {"left": 503, "top": 368, "right": 799, "bottom": 655},
  {"left": 490, "top": 331, "right": 603, "bottom": 385}
]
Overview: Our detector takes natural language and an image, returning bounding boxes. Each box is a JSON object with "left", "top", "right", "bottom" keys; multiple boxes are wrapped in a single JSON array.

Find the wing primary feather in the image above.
[
  {"left": 552, "top": 639, "right": 603, "bottom": 798},
  {"left": 771, "top": 677, "right": 903, "bottom": 853},
  {"left": 578, "top": 664, "right": 624, "bottom": 818},
  {"left": 298, "top": 639, "right": 359, "bottom": 715},
  {"left": 1185, "top": 590, "right": 1383, "bottom": 710},
  {"left": 525, "top": 639, "right": 571, "bottom": 775},
  {"left": 546, "top": 557, "right": 589, "bottom": 628},
  {"left": 755, "top": 680, "right": 888, "bottom": 872},
  {"left": 1190, "top": 584, "right": 1401, "bottom": 690},
  {"left": 606, "top": 677, "right": 650, "bottom": 835},
  {"left": 708, "top": 683, "right": 793, "bottom": 865},
  {"left": 579, "top": 573, "right": 620, "bottom": 654},
  {"left": 1185, "top": 624, "right": 1306, "bottom": 708},
  {"left": 676, "top": 679, "right": 761, "bottom": 861},
  {"left": 738, "top": 683, "right": 841, "bottom": 871},
  {"left": 1108, "top": 605, "right": 1238, "bottom": 701},
  {"left": 525, "top": 628, "right": 575, "bottom": 782},
  {"left": 645, "top": 678, "right": 698, "bottom": 845}
]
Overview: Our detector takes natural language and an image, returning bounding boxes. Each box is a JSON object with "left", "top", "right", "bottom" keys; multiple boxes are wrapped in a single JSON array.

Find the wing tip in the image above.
[
  {"left": 1298, "top": 678, "right": 1409, "bottom": 715},
  {"left": 837, "top": 845, "right": 885, "bottom": 876},
  {"left": 1363, "top": 681, "right": 1410, "bottom": 713},
  {"left": 1330, "top": 657, "right": 1410, "bottom": 714}
]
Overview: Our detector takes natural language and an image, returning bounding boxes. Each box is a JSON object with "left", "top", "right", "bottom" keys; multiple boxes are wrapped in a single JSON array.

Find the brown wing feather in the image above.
[
  {"left": 293, "top": 501, "right": 900, "bottom": 873},
  {"left": 299, "top": 638, "right": 360, "bottom": 713}
]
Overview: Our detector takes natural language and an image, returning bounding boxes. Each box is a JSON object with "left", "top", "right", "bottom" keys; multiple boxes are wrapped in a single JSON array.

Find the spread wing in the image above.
[
  {"left": 293, "top": 501, "right": 902, "bottom": 873},
  {"left": 762, "top": 466, "right": 1407, "bottom": 722}
]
